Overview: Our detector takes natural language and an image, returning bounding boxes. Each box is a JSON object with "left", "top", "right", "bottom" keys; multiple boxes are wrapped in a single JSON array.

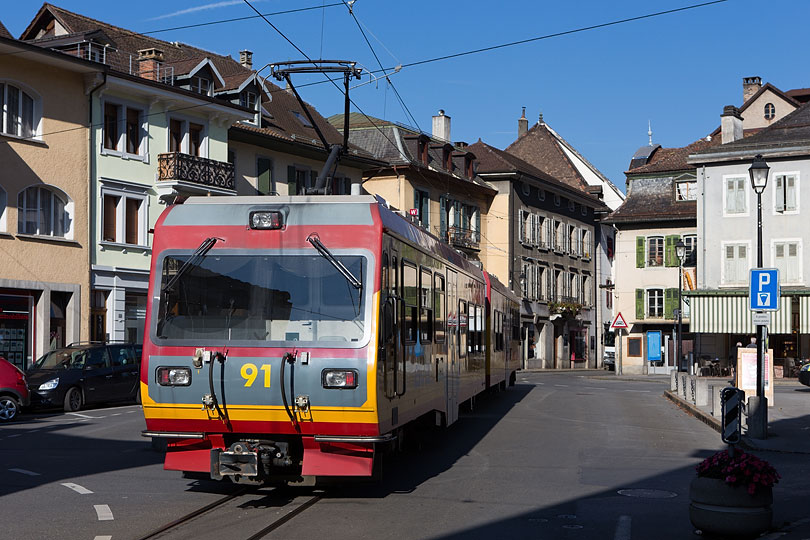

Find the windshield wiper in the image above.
[
  {"left": 161, "top": 237, "right": 222, "bottom": 294},
  {"left": 306, "top": 233, "right": 362, "bottom": 290}
]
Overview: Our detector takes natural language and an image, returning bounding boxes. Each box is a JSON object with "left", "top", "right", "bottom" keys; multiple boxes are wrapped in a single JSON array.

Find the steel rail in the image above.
[{"left": 245, "top": 495, "right": 322, "bottom": 540}]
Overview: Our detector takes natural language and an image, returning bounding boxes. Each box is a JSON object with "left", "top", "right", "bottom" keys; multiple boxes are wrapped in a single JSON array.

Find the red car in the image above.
[{"left": 0, "top": 356, "right": 29, "bottom": 422}]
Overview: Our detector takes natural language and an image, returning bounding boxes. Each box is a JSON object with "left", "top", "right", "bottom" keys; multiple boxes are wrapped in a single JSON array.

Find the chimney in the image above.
[
  {"left": 432, "top": 109, "right": 451, "bottom": 141},
  {"left": 518, "top": 107, "right": 528, "bottom": 138},
  {"left": 743, "top": 76, "right": 762, "bottom": 103},
  {"left": 721, "top": 105, "right": 743, "bottom": 144},
  {"left": 137, "top": 48, "right": 165, "bottom": 81},
  {"left": 239, "top": 49, "right": 253, "bottom": 70}
]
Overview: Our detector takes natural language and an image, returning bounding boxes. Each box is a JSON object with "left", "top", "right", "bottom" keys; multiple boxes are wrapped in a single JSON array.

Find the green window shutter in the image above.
[
  {"left": 287, "top": 165, "right": 297, "bottom": 196},
  {"left": 665, "top": 235, "right": 680, "bottom": 267},
  {"left": 635, "top": 289, "right": 645, "bottom": 320},
  {"left": 439, "top": 196, "right": 447, "bottom": 239},
  {"left": 665, "top": 288, "right": 678, "bottom": 319},
  {"left": 636, "top": 237, "right": 646, "bottom": 268}
]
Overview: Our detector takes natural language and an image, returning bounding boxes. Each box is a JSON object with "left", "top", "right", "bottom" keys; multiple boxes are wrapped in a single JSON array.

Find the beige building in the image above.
[{"left": 0, "top": 35, "right": 102, "bottom": 368}]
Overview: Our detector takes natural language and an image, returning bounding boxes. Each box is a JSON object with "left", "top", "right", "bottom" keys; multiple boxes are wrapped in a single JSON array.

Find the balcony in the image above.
[
  {"left": 447, "top": 226, "right": 480, "bottom": 251},
  {"left": 157, "top": 152, "right": 235, "bottom": 201}
]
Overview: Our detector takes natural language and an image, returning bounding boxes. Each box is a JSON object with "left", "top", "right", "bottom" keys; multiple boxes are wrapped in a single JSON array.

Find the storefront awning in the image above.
[
  {"left": 688, "top": 293, "right": 791, "bottom": 334},
  {"left": 801, "top": 296, "right": 810, "bottom": 333}
]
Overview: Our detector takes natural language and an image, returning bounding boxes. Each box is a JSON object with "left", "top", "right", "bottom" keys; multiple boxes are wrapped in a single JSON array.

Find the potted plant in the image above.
[{"left": 689, "top": 449, "right": 780, "bottom": 537}]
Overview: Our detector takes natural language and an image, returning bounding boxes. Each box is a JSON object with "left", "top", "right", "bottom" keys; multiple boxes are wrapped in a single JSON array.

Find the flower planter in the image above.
[{"left": 689, "top": 477, "right": 773, "bottom": 538}]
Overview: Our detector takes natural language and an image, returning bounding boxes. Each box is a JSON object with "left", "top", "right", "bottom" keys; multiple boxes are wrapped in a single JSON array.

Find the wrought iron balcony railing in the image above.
[
  {"left": 157, "top": 152, "right": 235, "bottom": 191},
  {"left": 447, "top": 226, "right": 480, "bottom": 251}
]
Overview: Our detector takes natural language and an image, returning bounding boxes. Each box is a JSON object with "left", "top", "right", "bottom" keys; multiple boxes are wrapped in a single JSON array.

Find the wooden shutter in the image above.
[
  {"left": 474, "top": 208, "right": 480, "bottom": 242},
  {"left": 287, "top": 165, "right": 296, "bottom": 196},
  {"left": 518, "top": 210, "right": 525, "bottom": 242},
  {"left": 439, "top": 196, "right": 447, "bottom": 239},
  {"left": 635, "top": 289, "right": 645, "bottom": 320},
  {"left": 775, "top": 175, "right": 785, "bottom": 212},
  {"left": 636, "top": 236, "right": 646, "bottom": 268},
  {"left": 665, "top": 235, "right": 680, "bottom": 267},
  {"left": 665, "top": 288, "right": 678, "bottom": 319}
]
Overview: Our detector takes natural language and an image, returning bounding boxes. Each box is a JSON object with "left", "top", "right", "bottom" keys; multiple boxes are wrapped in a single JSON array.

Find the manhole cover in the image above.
[{"left": 617, "top": 489, "right": 677, "bottom": 499}]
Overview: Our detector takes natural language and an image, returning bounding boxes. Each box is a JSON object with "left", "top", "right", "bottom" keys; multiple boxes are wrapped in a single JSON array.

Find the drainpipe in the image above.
[{"left": 86, "top": 71, "right": 107, "bottom": 342}]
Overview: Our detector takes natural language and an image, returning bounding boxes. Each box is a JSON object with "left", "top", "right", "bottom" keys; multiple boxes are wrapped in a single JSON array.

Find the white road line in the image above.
[
  {"left": 94, "top": 504, "right": 114, "bottom": 521},
  {"left": 67, "top": 412, "right": 99, "bottom": 419},
  {"left": 8, "top": 434, "right": 21, "bottom": 438},
  {"left": 614, "top": 515, "right": 632, "bottom": 540},
  {"left": 624, "top": 390, "right": 650, "bottom": 393},
  {"left": 554, "top": 384, "right": 569, "bottom": 387},
  {"left": 9, "top": 468, "right": 40, "bottom": 476},
  {"left": 61, "top": 482, "right": 93, "bottom": 495},
  {"left": 110, "top": 413, "right": 122, "bottom": 417},
  {"left": 94, "top": 536, "right": 112, "bottom": 540},
  {"left": 585, "top": 386, "right": 607, "bottom": 390},
  {"left": 27, "top": 430, "right": 39, "bottom": 434}
]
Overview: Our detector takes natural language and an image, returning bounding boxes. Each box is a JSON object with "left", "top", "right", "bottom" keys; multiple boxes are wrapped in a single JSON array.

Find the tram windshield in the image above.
[{"left": 155, "top": 253, "right": 367, "bottom": 345}]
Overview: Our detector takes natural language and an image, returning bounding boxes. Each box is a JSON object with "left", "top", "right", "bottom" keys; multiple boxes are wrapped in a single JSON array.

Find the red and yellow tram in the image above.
[{"left": 141, "top": 195, "right": 519, "bottom": 484}]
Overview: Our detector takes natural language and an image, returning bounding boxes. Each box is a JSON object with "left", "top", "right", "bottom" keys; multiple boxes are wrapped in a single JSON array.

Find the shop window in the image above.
[
  {"left": 0, "top": 294, "right": 33, "bottom": 369},
  {"left": 17, "top": 185, "right": 73, "bottom": 239},
  {"left": 125, "top": 293, "right": 147, "bottom": 344}
]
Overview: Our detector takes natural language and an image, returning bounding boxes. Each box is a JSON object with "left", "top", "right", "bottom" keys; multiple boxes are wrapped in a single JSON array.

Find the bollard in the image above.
[
  {"left": 711, "top": 385, "right": 723, "bottom": 417},
  {"left": 679, "top": 373, "right": 689, "bottom": 399},
  {"left": 695, "top": 377, "right": 709, "bottom": 407},
  {"left": 689, "top": 375, "right": 698, "bottom": 404},
  {"left": 670, "top": 370, "right": 678, "bottom": 392}
]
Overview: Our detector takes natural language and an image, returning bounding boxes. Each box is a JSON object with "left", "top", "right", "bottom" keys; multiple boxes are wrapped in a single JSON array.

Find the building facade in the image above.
[{"left": 0, "top": 35, "right": 102, "bottom": 368}]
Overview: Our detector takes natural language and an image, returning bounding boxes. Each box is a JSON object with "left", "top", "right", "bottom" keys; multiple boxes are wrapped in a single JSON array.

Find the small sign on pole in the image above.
[
  {"left": 752, "top": 311, "right": 770, "bottom": 326},
  {"left": 611, "top": 312, "right": 628, "bottom": 329}
]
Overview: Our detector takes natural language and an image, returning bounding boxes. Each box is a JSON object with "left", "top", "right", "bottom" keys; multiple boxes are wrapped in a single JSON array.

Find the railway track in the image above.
[{"left": 134, "top": 486, "right": 322, "bottom": 540}]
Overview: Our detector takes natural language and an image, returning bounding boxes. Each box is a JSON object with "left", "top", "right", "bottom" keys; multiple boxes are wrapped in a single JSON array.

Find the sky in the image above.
[{"left": 3, "top": 0, "right": 809, "bottom": 191}]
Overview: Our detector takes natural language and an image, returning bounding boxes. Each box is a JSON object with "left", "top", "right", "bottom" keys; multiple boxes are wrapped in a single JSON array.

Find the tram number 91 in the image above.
[{"left": 241, "top": 363, "right": 272, "bottom": 388}]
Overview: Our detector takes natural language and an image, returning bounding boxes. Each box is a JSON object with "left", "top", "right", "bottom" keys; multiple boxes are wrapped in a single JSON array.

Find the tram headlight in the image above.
[
  {"left": 249, "top": 211, "right": 284, "bottom": 230},
  {"left": 157, "top": 367, "right": 192, "bottom": 386},
  {"left": 322, "top": 369, "right": 358, "bottom": 389}
]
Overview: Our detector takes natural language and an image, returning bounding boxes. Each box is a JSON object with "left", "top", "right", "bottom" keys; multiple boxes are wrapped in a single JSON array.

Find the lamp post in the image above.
[
  {"left": 675, "top": 239, "right": 687, "bottom": 373},
  {"left": 748, "top": 154, "right": 770, "bottom": 439}
]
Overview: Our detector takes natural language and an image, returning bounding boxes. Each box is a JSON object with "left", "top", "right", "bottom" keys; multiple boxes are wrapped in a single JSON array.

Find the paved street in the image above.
[{"left": 0, "top": 371, "right": 743, "bottom": 540}]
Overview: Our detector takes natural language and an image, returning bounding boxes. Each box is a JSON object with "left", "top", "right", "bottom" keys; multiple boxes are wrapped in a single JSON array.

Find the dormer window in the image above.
[
  {"left": 443, "top": 148, "right": 452, "bottom": 170},
  {"left": 240, "top": 91, "right": 257, "bottom": 110},
  {"left": 418, "top": 139, "right": 428, "bottom": 165},
  {"left": 291, "top": 110, "right": 313, "bottom": 128},
  {"left": 675, "top": 179, "right": 697, "bottom": 201},
  {"left": 465, "top": 155, "right": 474, "bottom": 178},
  {"left": 189, "top": 76, "right": 211, "bottom": 96}
]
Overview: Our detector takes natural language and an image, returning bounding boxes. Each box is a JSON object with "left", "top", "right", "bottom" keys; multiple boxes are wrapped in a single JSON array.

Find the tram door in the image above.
[{"left": 446, "top": 269, "right": 460, "bottom": 425}]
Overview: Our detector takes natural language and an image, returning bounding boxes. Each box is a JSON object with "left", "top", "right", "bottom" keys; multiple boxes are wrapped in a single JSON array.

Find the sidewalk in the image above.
[{"left": 663, "top": 378, "right": 810, "bottom": 539}]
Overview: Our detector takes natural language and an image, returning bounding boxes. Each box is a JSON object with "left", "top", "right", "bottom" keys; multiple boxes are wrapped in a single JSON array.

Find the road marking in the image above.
[
  {"left": 554, "top": 384, "right": 569, "bottom": 388},
  {"left": 614, "top": 515, "right": 631, "bottom": 540},
  {"left": 9, "top": 468, "right": 40, "bottom": 476},
  {"left": 585, "top": 386, "right": 607, "bottom": 390},
  {"left": 94, "top": 504, "right": 114, "bottom": 521},
  {"left": 28, "top": 430, "right": 39, "bottom": 434},
  {"left": 110, "top": 413, "right": 122, "bottom": 417},
  {"left": 68, "top": 412, "right": 99, "bottom": 419},
  {"left": 62, "top": 482, "right": 93, "bottom": 495},
  {"left": 93, "top": 536, "right": 112, "bottom": 540},
  {"left": 8, "top": 434, "right": 21, "bottom": 438},
  {"left": 624, "top": 390, "right": 650, "bottom": 393}
]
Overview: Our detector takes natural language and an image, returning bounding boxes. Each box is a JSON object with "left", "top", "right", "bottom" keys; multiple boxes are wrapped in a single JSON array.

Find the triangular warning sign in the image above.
[{"left": 611, "top": 312, "right": 628, "bottom": 329}]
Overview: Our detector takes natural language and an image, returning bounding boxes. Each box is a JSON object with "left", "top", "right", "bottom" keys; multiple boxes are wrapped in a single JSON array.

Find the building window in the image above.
[
  {"left": 724, "top": 176, "right": 747, "bottom": 215},
  {"left": 581, "top": 229, "right": 591, "bottom": 259},
  {"left": 764, "top": 102, "right": 775, "bottom": 120},
  {"left": 100, "top": 186, "right": 147, "bottom": 246},
  {"left": 522, "top": 182, "right": 530, "bottom": 196},
  {"left": 538, "top": 188, "right": 545, "bottom": 201},
  {"left": 17, "top": 185, "right": 71, "bottom": 238},
  {"left": 0, "top": 82, "right": 39, "bottom": 139},
  {"left": 605, "top": 278, "right": 613, "bottom": 309},
  {"left": 189, "top": 76, "right": 211, "bottom": 96},
  {"left": 257, "top": 157, "right": 273, "bottom": 195},
  {"left": 647, "top": 288, "right": 664, "bottom": 318},
  {"left": 647, "top": 236, "right": 664, "bottom": 267},
  {"left": 723, "top": 243, "right": 748, "bottom": 284},
  {"left": 291, "top": 110, "right": 313, "bottom": 128},
  {"left": 414, "top": 189, "right": 430, "bottom": 227},
  {"left": 568, "top": 225, "right": 577, "bottom": 255},
  {"left": 774, "top": 174, "right": 798, "bottom": 213},
  {"left": 553, "top": 193, "right": 561, "bottom": 206},
  {"left": 675, "top": 180, "right": 697, "bottom": 201},
  {"left": 103, "top": 101, "right": 145, "bottom": 156},
  {"left": 773, "top": 241, "right": 801, "bottom": 283},
  {"left": 0, "top": 187, "right": 6, "bottom": 233},
  {"left": 683, "top": 234, "right": 697, "bottom": 267},
  {"left": 168, "top": 118, "right": 207, "bottom": 157},
  {"left": 330, "top": 177, "right": 351, "bottom": 195},
  {"left": 240, "top": 91, "right": 257, "bottom": 109},
  {"left": 607, "top": 235, "right": 614, "bottom": 261}
]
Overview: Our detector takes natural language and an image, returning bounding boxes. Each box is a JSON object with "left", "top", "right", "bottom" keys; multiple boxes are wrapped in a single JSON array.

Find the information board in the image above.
[{"left": 735, "top": 348, "right": 775, "bottom": 406}]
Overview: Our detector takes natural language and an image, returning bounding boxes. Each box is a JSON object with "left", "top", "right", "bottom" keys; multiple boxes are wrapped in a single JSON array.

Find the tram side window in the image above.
[
  {"left": 468, "top": 303, "right": 476, "bottom": 353},
  {"left": 382, "top": 252, "right": 389, "bottom": 291},
  {"left": 494, "top": 310, "right": 503, "bottom": 351},
  {"left": 512, "top": 307, "right": 520, "bottom": 340},
  {"left": 419, "top": 268, "right": 433, "bottom": 342},
  {"left": 402, "top": 261, "right": 418, "bottom": 343},
  {"left": 475, "top": 304, "right": 484, "bottom": 352},
  {"left": 434, "top": 273, "right": 445, "bottom": 343},
  {"left": 458, "top": 299, "right": 467, "bottom": 357}
]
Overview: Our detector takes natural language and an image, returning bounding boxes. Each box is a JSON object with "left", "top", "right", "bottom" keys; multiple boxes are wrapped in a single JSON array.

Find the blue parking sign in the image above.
[{"left": 749, "top": 268, "right": 779, "bottom": 311}]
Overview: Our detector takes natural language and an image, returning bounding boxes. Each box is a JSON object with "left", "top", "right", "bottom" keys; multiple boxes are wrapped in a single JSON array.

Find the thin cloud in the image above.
[{"left": 147, "top": 0, "right": 269, "bottom": 22}]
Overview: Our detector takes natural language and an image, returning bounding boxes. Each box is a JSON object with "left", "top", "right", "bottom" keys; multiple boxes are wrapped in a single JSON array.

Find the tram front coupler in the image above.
[{"left": 210, "top": 441, "right": 294, "bottom": 483}]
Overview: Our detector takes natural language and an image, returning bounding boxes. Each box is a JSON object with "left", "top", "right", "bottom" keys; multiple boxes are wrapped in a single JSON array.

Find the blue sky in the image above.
[{"left": 4, "top": 0, "right": 808, "bottom": 190}]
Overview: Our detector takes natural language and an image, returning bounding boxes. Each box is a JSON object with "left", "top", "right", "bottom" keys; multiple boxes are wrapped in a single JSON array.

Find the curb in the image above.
[{"left": 663, "top": 390, "right": 721, "bottom": 432}]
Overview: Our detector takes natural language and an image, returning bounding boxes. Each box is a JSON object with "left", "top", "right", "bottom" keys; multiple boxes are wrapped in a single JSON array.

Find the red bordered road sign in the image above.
[{"left": 611, "top": 312, "right": 628, "bottom": 329}]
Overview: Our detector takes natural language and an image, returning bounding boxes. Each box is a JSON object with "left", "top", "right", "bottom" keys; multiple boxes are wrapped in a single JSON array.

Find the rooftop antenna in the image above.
[{"left": 648, "top": 120, "right": 653, "bottom": 146}]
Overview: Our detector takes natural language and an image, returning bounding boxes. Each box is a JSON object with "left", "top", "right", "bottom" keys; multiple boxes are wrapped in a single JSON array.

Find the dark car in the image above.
[
  {"left": 26, "top": 343, "right": 140, "bottom": 412},
  {"left": 0, "top": 356, "right": 30, "bottom": 422},
  {"left": 800, "top": 363, "right": 810, "bottom": 387}
]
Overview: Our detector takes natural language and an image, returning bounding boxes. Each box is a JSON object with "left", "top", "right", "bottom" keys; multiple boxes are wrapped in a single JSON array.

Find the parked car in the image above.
[
  {"left": 0, "top": 356, "right": 30, "bottom": 422},
  {"left": 799, "top": 362, "right": 810, "bottom": 388},
  {"left": 603, "top": 347, "right": 616, "bottom": 371},
  {"left": 26, "top": 343, "right": 140, "bottom": 412}
]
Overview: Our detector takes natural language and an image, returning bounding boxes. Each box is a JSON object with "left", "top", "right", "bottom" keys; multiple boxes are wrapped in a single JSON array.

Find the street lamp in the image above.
[
  {"left": 675, "top": 239, "right": 686, "bottom": 373},
  {"left": 748, "top": 154, "right": 770, "bottom": 439}
]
